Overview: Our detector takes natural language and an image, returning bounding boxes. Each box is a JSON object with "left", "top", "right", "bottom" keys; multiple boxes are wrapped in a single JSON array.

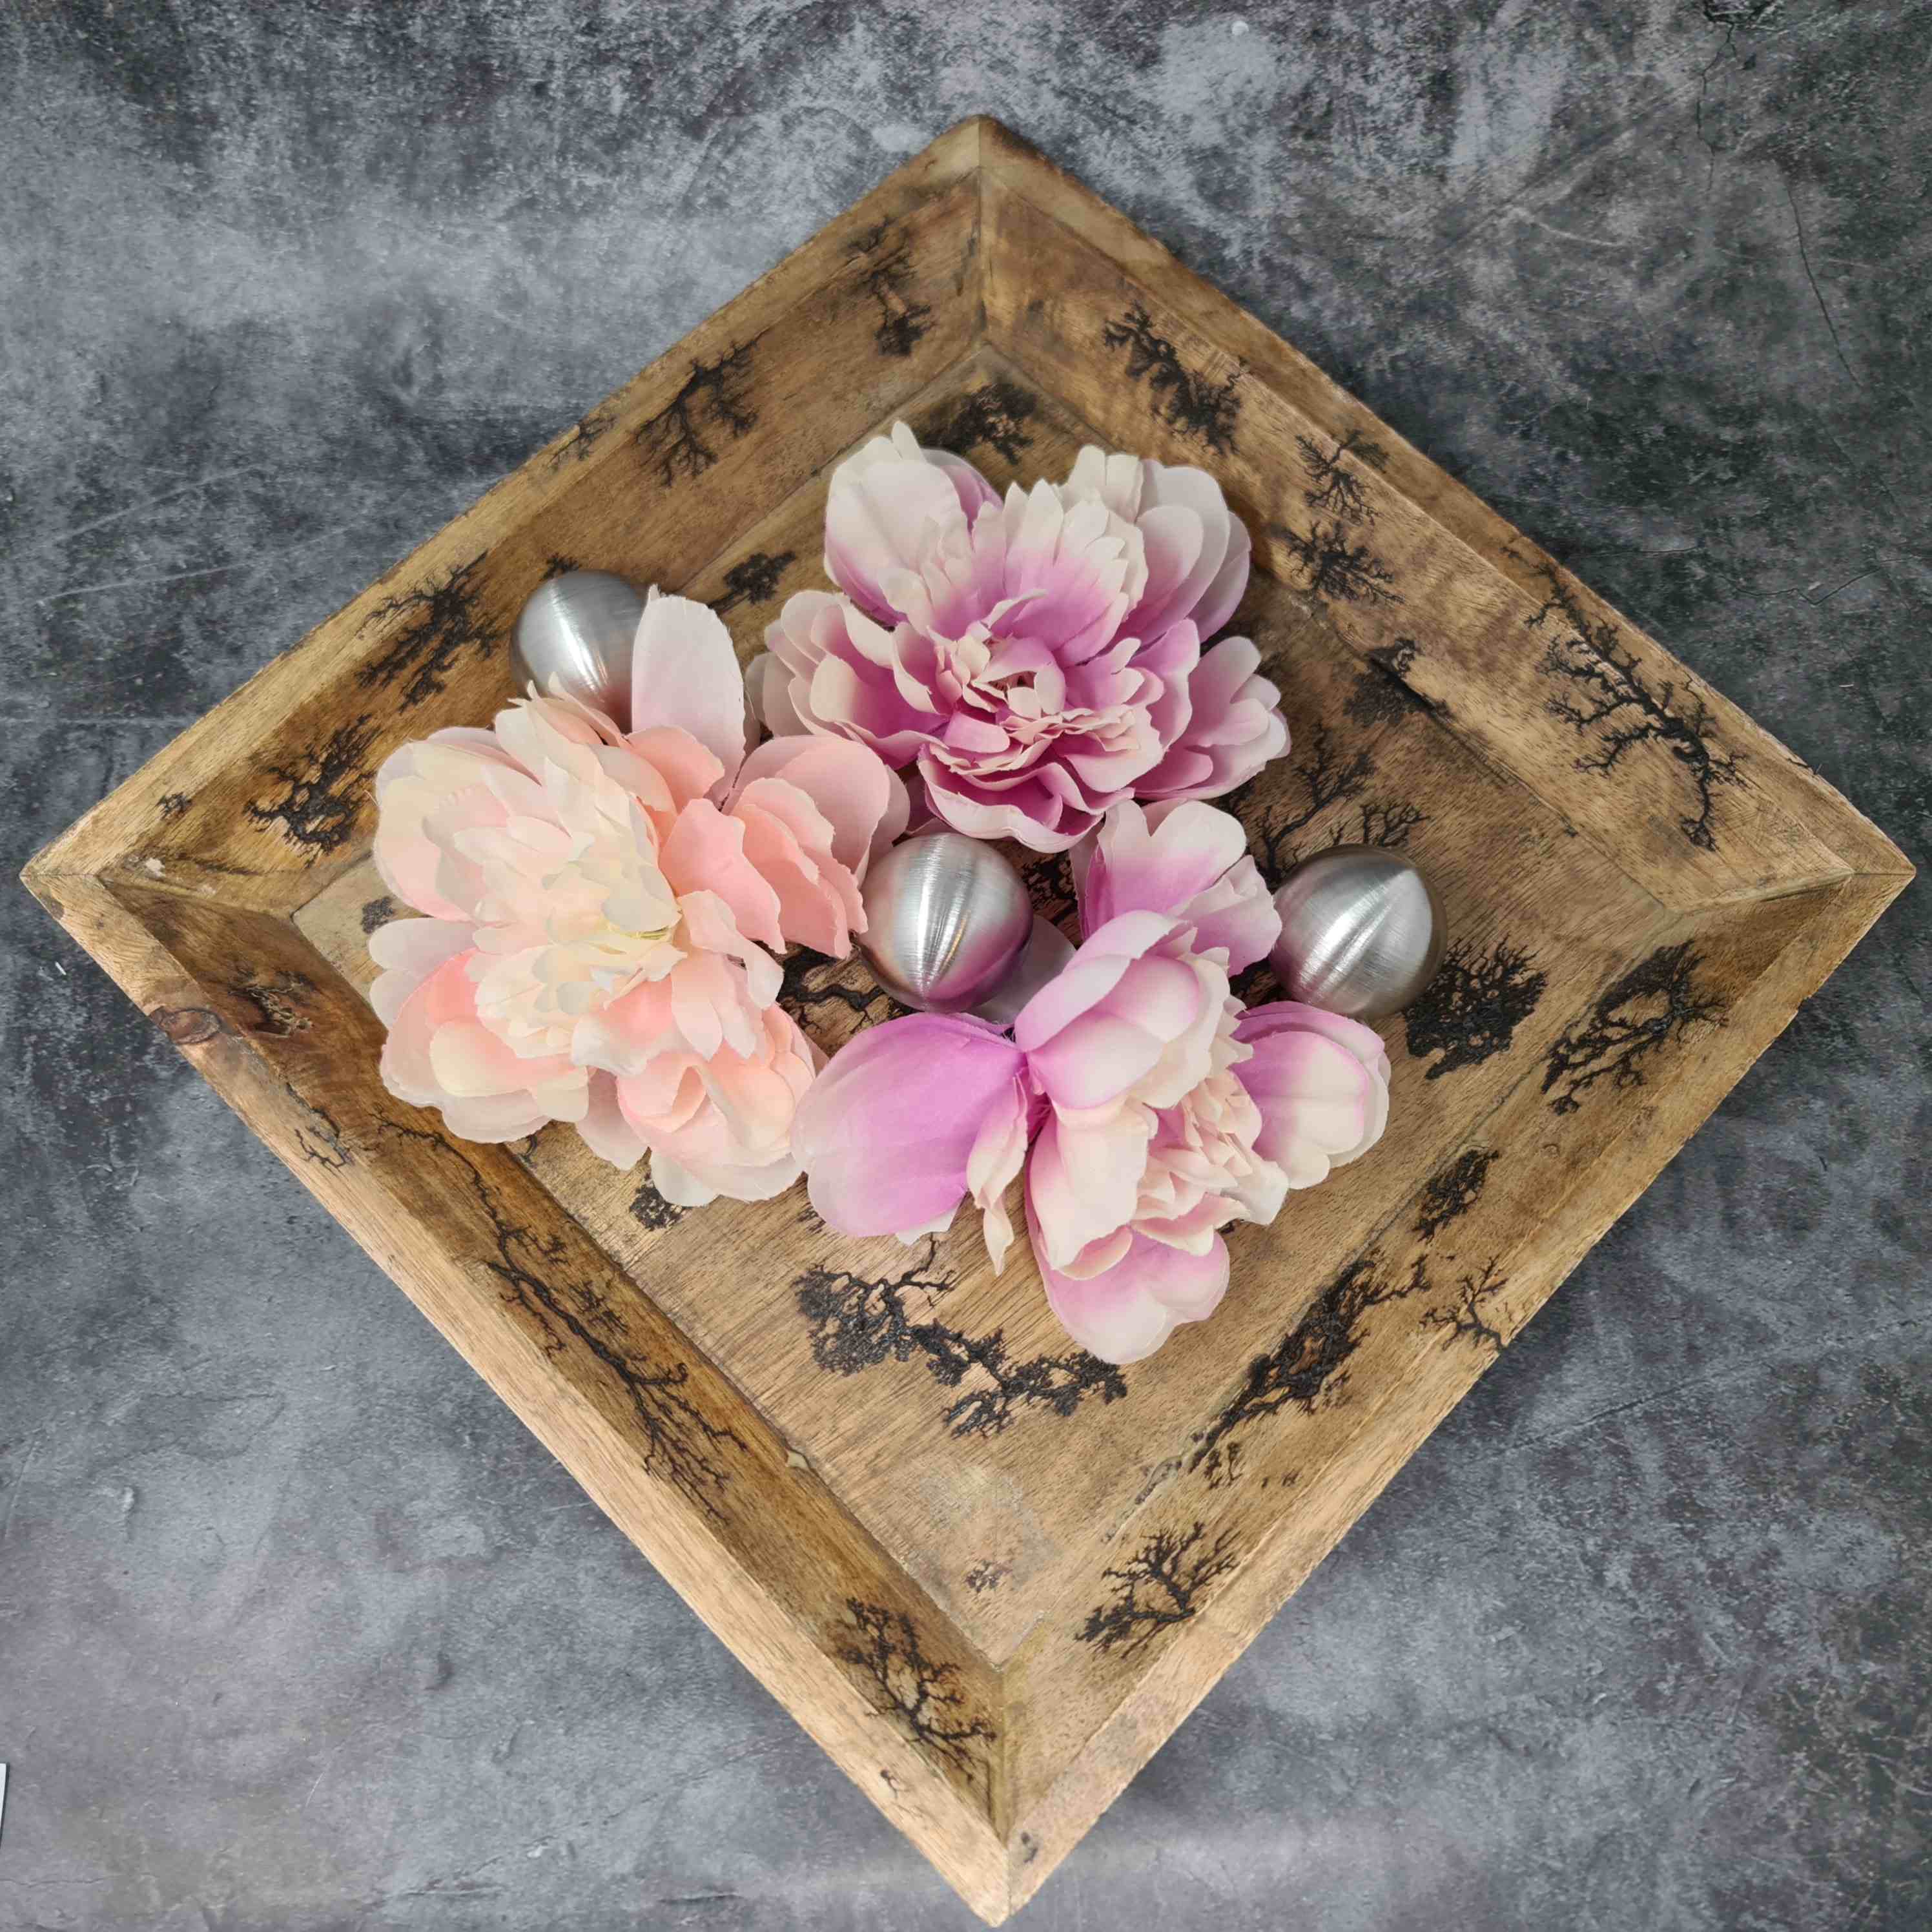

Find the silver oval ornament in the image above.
[
  {"left": 1269, "top": 845, "right": 1446, "bottom": 1020},
  {"left": 511, "top": 570, "right": 646, "bottom": 728},
  {"left": 858, "top": 834, "right": 1034, "bottom": 1014}
]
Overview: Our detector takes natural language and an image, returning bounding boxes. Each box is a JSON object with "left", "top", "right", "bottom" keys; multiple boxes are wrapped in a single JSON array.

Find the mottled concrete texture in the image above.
[{"left": 3, "top": 3, "right": 1927, "bottom": 1926}]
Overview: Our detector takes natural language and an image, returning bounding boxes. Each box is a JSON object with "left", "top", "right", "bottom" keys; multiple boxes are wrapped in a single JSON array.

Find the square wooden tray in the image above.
[{"left": 23, "top": 118, "right": 1909, "bottom": 1924}]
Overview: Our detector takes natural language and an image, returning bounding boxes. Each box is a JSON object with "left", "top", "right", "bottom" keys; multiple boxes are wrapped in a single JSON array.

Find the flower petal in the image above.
[
  {"left": 630, "top": 590, "right": 746, "bottom": 788},
  {"left": 792, "top": 1013, "right": 1028, "bottom": 1242},
  {"left": 1235, "top": 1001, "right": 1392, "bottom": 1187},
  {"left": 824, "top": 435, "right": 967, "bottom": 626},
  {"left": 369, "top": 917, "right": 477, "bottom": 1026},
  {"left": 1138, "top": 637, "right": 1287, "bottom": 803},
  {"left": 1024, "top": 1103, "right": 1152, "bottom": 1269},
  {"left": 1029, "top": 1189, "right": 1230, "bottom": 1365},
  {"left": 578, "top": 1071, "right": 649, "bottom": 1169}
]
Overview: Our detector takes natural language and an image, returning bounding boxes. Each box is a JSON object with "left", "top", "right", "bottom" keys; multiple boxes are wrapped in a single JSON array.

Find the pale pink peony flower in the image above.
[
  {"left": 793, "top": 798, "right": 1391, "bottom": 1364},
  {"left": 750, "top": 423, "right": 1288, "bottom": 852},
  {"left": 369, "top": 590, "right": 907, "bottom": 1204}
]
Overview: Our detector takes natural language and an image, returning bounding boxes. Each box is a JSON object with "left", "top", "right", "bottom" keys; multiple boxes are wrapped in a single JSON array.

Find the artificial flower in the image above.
[
  {"left": 792, "top": 798, "right": 1392, "bottom": 1363},
  {"left": 370, "top": 590, "right": 906, "bottom": 1203},
  {"left": 750, "top": 423, "right": 1288, "bottom": 852}
]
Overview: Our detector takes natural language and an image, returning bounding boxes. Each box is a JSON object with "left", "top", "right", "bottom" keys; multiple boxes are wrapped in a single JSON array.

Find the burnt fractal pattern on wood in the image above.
[
  {"left": 837, "top": 1601, "right": 994, "bottom": 1783},
  {"left": 358, "top": 554, "right": 499, "bottom": 710},
  {"left": 1543, "top": 941, "right": 1727, "bottom": 1114},
  {"left": 637, "top": 343, "right": 759, "bottom": 486},
  {"left": 1189, "top": 1250, "right": 1432, "bottom": 1485},
  {"left": 1530, "top": 566, "right": 1744, "bottom": 852},
  {"left": 710, "top": 550, "right": 796, "bottom": 616},
  {"left": 1403, "top": 937, "right": 1550, "bottom": 1080},
  {"left": 1239, "top": 721, "right": 1426, "bottom": 882},
  {"left": 794, "top": 1238, "right": 1126, "bottom": 1439},
  {"left": 851, "top": 223, "right": 935, "bottom": 358},
  {"left": 1103, "top": 302, "right": 1242, "bottom": 451},
  {"left": 1076, "top": 1523, "right": 1239, "bottom": 1656},
  {"left": 1413, "top": 1147, "right": 1498, "bottom": 1241},
  {"left": 923, "top": 376, "right": 1040, "bottom": 466},
  {"left": 245, "top": 716, "right": 380, "bottom": 856},
  {"left": 393, "top": 1125, "right": 742, "bottom": 1516},
  {"left": 1420, "top": 1259, "right": 1510, "bottom": 1354}
]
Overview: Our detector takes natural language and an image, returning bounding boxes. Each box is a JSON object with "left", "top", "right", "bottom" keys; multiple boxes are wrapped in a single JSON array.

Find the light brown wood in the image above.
[{"left": 23, "top": 117, "right": 1911, "bottom": 1924}]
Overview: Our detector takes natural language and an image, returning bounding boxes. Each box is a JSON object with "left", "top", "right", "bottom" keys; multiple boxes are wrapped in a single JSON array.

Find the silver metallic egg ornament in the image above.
[
  {"left": 1269, "top": 845, "right": 1446, "bottom": 1020},
  {"left": 511, "top": 570, "right": 646, "bottom": 728},
  {"left": 858, "top": 834, "right": 1035, "bottom": 1014}
]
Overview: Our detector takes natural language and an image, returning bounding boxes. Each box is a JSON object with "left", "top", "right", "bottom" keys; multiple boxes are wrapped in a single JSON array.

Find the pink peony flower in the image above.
[
  {"left": 792, "top": 798, "right": 1392, "bottom": 1363},
  {"left": 750, "top": 423, "right": 1288, "bottom": 852},
  {"left": 369, "top": 590, "right": 907, "bottom": 1204}
]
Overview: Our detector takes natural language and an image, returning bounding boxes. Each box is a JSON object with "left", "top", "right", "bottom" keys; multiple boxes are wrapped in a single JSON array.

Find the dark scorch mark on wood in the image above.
[
  {"left": 637, "top": 343, "right": 757, "bottom": 486},
  {"left": 542, "top": 554, "right": 581, "bottom": 581},
  {"left": 1323, "top": 798, "right": 1428, "bottom": 853},
  {"left": 795, "top": 1237, "right": 1126, "bottom": 1439},
  {"left": 1543, "top": 941, "right": 1727, "bottom": 1114},
  {"left": 1414, "top": 1147, "right": 1498, "bottom": 1240},
  {"left": 1404, "top": 938, "right": 1550, "bottom": 1080},
  {"left": 360, "top": 894, "right": 398, "bottom": 936},
  {"left": 1189, "top": 1250, "right": 1430, "bottom": 1483},
  {"left": 359, "top": 554, "right": 498, "bottom": 710},
  {"left": 389, "top": 1124, "right": 741, "bottom": 1514},
  {"left": 1017, "top": 847, "right": 1074, "bottom": 921},
  {"left": 245, "top": 717, "right": 378, "bottom": 856},
  {"left": 548, "top": 400, "right": 617, "bottom": 469},
  {"left": 1297, "top": 429, "right": 1389, "bottom": 526},
  {"left": 157, "top": 791, "right": 191, "bottom": 819},
  {"left": 1076, "top": 1523, "right": 1238, "bottom": 1656},
  {"left": 710, "top": 550, "right": 796, "bottom": 616},
  {"left": 838, "top": 1600, "right": 994, "bottom": 1782},
  {"left": 1344, "top": 639, "right": 1434, "bottom": 728},
  {"left": 924, "top": 377, "right": 1038, "bottom": 466},
  {"left": 1530, "top": 566, "right": 1743, "bottom": 852},
  {"left": 231, "top": 971, "right": 314, "bottom": 1037},
  {"left": 964, "top": 1559, "right": 1009, "bottom": 1595},
  {"left": 1103, "top": 302, "right": 1241, "bottom": 452},
  {"left": 851, "top": 227, "right": 933, "bottom": 358},
  {"left": 1247, "top": 722, "right": 1373, "bottom": 881},
  {"left": 1277, "top": 519, "right": 1403, "bottom": 608},
  {"left": 287, "top": 1084, "right": 353, "bottom": 1170},
  {"left": 1421, "top": 1259, "right": 1509, "bottom": 1353},
  {"left": 628, "top": 1173, "right": 688, "bottom": 1233},
  {"left": 779, "top": 945, "right": 902, "bottom": 1047}
]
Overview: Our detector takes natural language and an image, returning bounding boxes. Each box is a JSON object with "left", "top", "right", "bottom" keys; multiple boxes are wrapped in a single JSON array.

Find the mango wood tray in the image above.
[{"left": 23, "top": 118, "right": 1910, "bottom": 1924}]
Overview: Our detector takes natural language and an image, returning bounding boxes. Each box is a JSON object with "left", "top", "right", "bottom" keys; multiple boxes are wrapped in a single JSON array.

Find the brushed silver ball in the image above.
[
  {"left": 1269, "top": 845, "right": 1446, "bottom": 1021},
  {"left": 511, "top": 570, "right": 646, "bottom": 728},
  {"left": 858, "top": 834, "right": 1035, "bottom": 1014}
]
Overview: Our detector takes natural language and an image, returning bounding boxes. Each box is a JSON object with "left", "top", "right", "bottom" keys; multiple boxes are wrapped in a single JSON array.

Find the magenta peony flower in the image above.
[
  {"left": 792, "top": 799, "right": 1393, "bottom": 1363},
  {"left": 749, "top": 423, "right": 1288, "bottom": 852},
  {"left": 369, "top": 590, "right": 907, "bottom": 1205}
]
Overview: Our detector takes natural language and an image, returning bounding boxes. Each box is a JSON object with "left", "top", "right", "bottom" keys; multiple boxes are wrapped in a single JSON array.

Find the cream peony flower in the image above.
[{"left": 369, "top": 591, "right": 906, "bottom": 1204}]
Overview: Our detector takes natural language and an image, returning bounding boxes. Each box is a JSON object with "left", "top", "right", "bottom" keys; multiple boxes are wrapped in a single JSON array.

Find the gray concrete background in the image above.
[{"left": 3, "top": 2, "right": 1927, "bottom": 1926}]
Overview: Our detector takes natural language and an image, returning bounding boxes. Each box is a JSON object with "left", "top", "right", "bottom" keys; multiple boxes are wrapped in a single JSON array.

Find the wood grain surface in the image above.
[{"left": 22, "top": 118, "right": 1911, "bottom": 1923}]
